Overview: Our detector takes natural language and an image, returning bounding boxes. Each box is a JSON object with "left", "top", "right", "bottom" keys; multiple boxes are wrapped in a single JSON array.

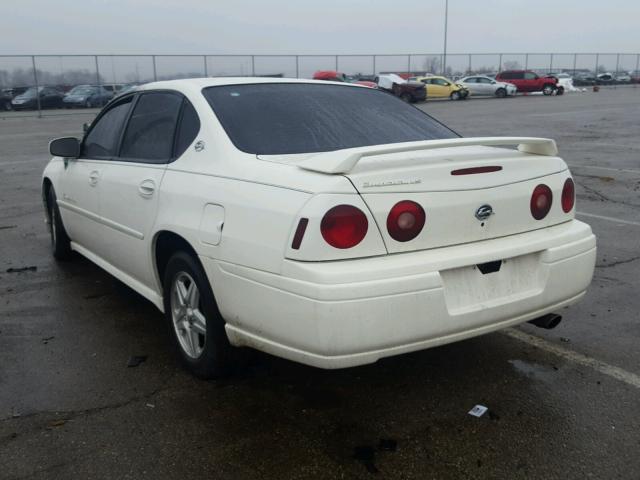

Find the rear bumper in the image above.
[{"left": 202, "top": 220, "right": 596, "bottom": 369}]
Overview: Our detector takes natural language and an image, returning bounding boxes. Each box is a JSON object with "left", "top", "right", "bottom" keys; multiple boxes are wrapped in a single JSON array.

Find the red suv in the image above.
[{"left": 495, "top": 70, "right": 563, "bottom": 95}]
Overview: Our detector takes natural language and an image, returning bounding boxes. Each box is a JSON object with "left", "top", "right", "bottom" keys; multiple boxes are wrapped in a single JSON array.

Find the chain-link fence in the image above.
[{"left": 2, "top": 53, "right": 639, "bottom": 118}]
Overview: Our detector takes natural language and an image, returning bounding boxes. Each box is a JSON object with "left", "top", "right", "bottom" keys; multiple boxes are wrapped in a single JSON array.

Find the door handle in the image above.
[
  {"left": 89, "top": 170, "right": 99, "bottom": 186},
  {"left": 138, "top": 179, "right": 156, "bottom": 198}
]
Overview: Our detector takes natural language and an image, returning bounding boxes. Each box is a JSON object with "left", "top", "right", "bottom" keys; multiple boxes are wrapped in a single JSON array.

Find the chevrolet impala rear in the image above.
[{"left": 197, "top": 80, "right": 596, "bottom": 369}]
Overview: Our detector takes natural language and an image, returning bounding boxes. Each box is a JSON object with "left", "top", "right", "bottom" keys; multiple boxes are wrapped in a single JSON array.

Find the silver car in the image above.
[{"left": 458, "top": 75, "right": 517, "bottom": 98}]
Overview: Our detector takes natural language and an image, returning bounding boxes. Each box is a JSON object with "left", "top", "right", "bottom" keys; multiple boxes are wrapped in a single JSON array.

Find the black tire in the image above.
[
  {"left": 163, "top": 251, "right": 234, "bottom": 379},
  {"left": 47, "top": 187, "right": 72, "bottom": 260},
  {"left": 556, "top": 86, "right": 564, "bottom": 96},
  {"left": 495, "top": 88, "right": 507, "bottom": 98},
  {"left": 450, "top": 91, "right": 461, "bottom": 100},
  {"left": 400, "top": 93, "right": 412, "bottom": 103},
  {"left": 542, "top": 84, "right": 554, "bottom": 95}
]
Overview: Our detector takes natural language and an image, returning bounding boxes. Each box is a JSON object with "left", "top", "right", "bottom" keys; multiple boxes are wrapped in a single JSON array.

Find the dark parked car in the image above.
[
  {"left": 1, "top": 90, "right": 12, "bottom": 111},
  {"left": 375, "top": 74, "right": 427, "bottom": 102},
  {"left": 63, "top": 85, "right": 113, "bottom": 108},
  {"left": 11, "top": 86, "right": 64, "bottom": 110}
]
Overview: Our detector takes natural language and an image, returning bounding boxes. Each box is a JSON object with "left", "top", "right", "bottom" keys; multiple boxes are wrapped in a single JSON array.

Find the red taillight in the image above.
[
  {"left": 320, "top": 205, "right": 368, "bottom": 249},
  {"left": 561, "top": 178, "right": 575, "bottom": 213},
  {"left": 386, "top": 200, "right": 426, "bottom": 242},
  {"left": 530, "top": 184, "right": 553, "bottom": 220}
]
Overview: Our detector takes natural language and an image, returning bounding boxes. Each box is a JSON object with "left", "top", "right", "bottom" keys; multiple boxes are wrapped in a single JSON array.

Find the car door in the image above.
[
  {"left": 522, "top": 71, "right": 538, "bottom": 92},
  {"left": 477, "top": 77, "right": 494, "bottom": 95},
  {"left": 465, "top": 77, "right": 484, "bottom": 95},
  {"left": 56, "top": 95, "right": 134, "bottom": 253},
  {"left": 423, "top": 78, "right": 443, "bottom": 97},
  {"left": 97, "top": 90, "right": 191, "bottom": 288}
]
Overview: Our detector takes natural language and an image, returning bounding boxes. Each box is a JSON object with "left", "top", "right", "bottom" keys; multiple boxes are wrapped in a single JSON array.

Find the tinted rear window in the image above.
[{"left": 202, "top": 83, "right": 457, "bottom": 155}]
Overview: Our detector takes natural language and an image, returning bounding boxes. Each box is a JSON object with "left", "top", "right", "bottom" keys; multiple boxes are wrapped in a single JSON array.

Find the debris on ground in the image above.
[
  {"left": 127, "top": 355, "right": 148, "bottom": 368},
  {"left": 378, "top": 438, "right": 397, "bottom": 452},
  {"left": 83, "top": 292, "right": 108, "bottom": 300},
  {"left": 0, "top": 225, "right": 17, "bottom": 230},
  {"left": 468, "top": 405, "right": 488, "bottom": 417},
  {"left": 353, "top": 445, "right": 378, "bottom": 474},
  {"left": 6, "top": 266, "right": 37, "bottom": 273},
  {"left": 48, "top": 419, "right": 66, "bottom": 428},
  {"left": 146, "top": 403, "right": 155, "bottom": 409},
  {"left": 42, "top": 336, "right": 54, "bottom": 345},
  {"left": 560, "top": 337, "right": 571, "bottom": 343}
]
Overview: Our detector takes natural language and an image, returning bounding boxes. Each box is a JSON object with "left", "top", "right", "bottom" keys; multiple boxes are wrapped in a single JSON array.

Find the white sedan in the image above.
[
  {"left": 458, "top": 75, "right": 517, "bottom": 97},
  {"left": 43, "top": 78, "right": 596, "bottom": 377}
]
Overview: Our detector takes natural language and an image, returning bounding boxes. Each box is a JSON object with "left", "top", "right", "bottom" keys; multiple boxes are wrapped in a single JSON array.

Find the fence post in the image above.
[
  {"left": 573, "top": 53, "right": 577, "bottom": 76},
  {"left": 498, "top": 53, "right": 503, "bottom": 72},
  {"left": 372, "top": 55, "right": 376, "bottom": 75},
  {"left": 594, "top": 53, "right": 599, "bottom": 75},
  {"left": 251, "top": 55, "right": 256, "bottom": 76},
  {"left": 295, "top": 55, "right": 299, "bottom": 78},
  {"left": 31, "top": 55, "right": 41, "bottom": 118},
  {"left": 407, "top": 54, "right": 411, "bottom": 74},
  {"left": 615, "top": 53, "right": 620, "bottom": 74},
  {"left": 335, "top": 55, "right": 338, "bottom": 71},
  {"left": 525, "top": 53, "right": 529, "bottom": 70},
  {"left": 94, "top": 55, "right": 100, "bottom": 85},
  {"left": 203, "top": 55, "right": 208, "bottom": 77},
  {"left": 468, "top": 54, "right": 472, "bottom": 73},
  {"left": 152, "top": 55, "right": 157, "bottom": 81},
  {"left": 549, "top": 53, "right": 554, "bottom": 72},
  {"left": 635, "top": 54, "right": 639, "bottom": 88}
]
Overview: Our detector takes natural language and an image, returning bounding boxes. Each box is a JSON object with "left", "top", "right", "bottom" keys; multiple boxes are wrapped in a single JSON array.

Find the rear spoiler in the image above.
[{"left": 297, "top": 137, "right": 558, "bottom": 174}]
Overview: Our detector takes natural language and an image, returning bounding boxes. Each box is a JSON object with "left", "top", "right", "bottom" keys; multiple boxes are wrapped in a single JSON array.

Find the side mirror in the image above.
[{"left": 49, "top": 137, "right": 80, "bottom": 158}]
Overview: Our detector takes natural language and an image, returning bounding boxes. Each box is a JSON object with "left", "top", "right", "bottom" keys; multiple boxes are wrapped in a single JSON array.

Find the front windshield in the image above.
[
  {"left": 203, "top": 83, "right": 458, "bottom": 155},
  {"left": 22, "top": 87, "right": 41, "bottom": 97},
  {"left": 69, "top": 86, "right": 94, "bottom": 95}
]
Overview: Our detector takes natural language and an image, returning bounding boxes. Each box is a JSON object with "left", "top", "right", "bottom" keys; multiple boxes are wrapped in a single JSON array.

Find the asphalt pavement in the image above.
[{"left": 1, "top": 87, "right": 639, "bottom": 479}]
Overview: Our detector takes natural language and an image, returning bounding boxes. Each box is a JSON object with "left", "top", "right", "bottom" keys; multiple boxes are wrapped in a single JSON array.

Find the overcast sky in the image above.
[{"left": 4, "top": 0, "right": 639, "bottom": 55}]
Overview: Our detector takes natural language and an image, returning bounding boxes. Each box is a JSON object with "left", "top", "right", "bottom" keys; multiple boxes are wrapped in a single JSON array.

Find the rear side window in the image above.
[
  {"left": 174, "top": 100, "right": 201, "bottom": 158},
  {"left": 465, "top": 77, "right": 477, "bottom": 83},
  {"left": 82, "top": 96, "right": 133, "bottom": 158},
  {"left": 524, "top": 72, "right": 538, "bottom": 80},
  {"left": 203, "top": 83, "right": 457, "bottom": 155},
  {"left": 120, "top": 92, "right": 182, "bottom": 163}
]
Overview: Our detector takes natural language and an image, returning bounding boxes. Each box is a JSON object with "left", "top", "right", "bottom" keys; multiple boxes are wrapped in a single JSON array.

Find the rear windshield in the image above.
[{"left": 202, "top": 83, "right": 458, "bottom": 155}]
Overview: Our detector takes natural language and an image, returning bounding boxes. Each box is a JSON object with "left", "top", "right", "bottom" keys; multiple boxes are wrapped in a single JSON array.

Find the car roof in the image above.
[{"left": 137, "top": 76, "right": 360, "bottom": 92}]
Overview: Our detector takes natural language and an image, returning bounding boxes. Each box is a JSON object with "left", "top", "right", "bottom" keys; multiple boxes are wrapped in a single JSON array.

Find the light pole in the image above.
[{"left": 442, "top": 0, "right": 449, "bottom": 76}]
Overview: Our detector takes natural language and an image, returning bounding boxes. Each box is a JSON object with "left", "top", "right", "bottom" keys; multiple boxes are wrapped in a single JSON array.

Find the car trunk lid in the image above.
[{"left": 280, "top": 138, "right": 573, "bottom": 254}]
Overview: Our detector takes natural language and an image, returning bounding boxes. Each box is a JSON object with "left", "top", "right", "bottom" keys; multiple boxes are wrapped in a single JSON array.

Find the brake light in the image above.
[
  {"left": 561, "top": 178, "right": 575, "bottom": 213},
  {"left": 387, "top": 200, "right": 426, "bottom": 242},
  {"left": 451, "top": 166, "right": 502, "bottom": 175},
  {"left": 320, "top": 205, "right": 368, "bottom": 249},
  {"left": 530, "top": 184, "right": 553, "bottom": 220}
]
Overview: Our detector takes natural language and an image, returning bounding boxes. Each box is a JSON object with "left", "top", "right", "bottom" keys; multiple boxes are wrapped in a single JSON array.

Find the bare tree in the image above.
[
  {"left": 503, "top": 60, "right": 522, "bottom": 70},
  {"left": 422, "top": 56, "right": 440, "bottom": 74}
]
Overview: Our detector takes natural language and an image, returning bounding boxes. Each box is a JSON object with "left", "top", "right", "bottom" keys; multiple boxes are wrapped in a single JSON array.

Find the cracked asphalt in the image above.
[{"left": 1, "top": 87, "right": 639, "bottom": 479}]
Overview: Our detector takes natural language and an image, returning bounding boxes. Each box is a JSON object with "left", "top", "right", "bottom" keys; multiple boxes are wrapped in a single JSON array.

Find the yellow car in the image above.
[{"left": 411, "top": 76, "right": 470, "bottom": 100}]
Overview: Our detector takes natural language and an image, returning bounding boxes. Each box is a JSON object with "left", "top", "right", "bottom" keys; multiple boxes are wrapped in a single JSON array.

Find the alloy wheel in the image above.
[{"left": 170, "top": 272, "right": 207, "bottom": 359}]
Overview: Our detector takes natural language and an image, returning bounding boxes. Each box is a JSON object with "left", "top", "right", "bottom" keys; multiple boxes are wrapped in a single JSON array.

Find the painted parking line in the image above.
[
  {"left": 577, "top": 211, "right": 640, "bottom": 227},
  {"left": 503, "top": 328, "right": 640, "bottom": 389},
  {"left": 568, "top": 164, "right": 640, "bottom": 175}
]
